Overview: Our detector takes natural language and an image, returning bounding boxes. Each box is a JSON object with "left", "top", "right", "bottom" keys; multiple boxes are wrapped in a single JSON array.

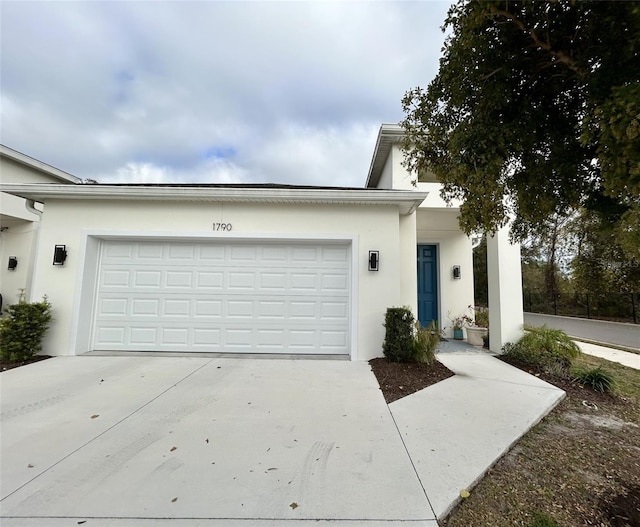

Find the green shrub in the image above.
[
  {"left": 413, "top": 320, "right": 440, "bottom": 365},
  {"left": 0, "top": 292, "right": 52, "bottom": 362},
  {"left": 472, "top": 306, "right": 489, "bottom": 328},
  {"left": 502, "top": 325, "right": 580, "bottom": 377},
  {"left": 574, "top": 366, "right": 615, "bottom": 393},
  {"left": 382, "top": 307, "right": 415, "bottom": 362}
]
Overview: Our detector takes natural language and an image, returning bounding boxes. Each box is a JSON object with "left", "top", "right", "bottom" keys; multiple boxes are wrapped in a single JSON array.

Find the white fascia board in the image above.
[
  {"left": 0, "top": 184, "right": 428, "bottom": 215},
  {"left": 366, "top": 124, "right": 405, "bottom": 188},
  {"left": 0, "top": 145, "right": 82, "bottom": 184}
]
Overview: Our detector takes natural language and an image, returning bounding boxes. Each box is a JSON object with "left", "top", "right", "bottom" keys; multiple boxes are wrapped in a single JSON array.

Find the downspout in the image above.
[{"left": 24, "top": 199, "right": 43, "bottom": 301}]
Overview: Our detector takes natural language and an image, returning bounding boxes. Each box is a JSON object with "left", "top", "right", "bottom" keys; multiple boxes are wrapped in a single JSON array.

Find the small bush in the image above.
[
  {"left": 382, "top": 307, "right": 415, "bottom": 362},
  {"left": 502, "top": 325, "right": 580, "bottom": 377},
  {"left": 574, "top": 367, "right": 615, "bottom": 393},
  {"left": 0, "top": 292, "right": 52, "bottom": 362},
  {"left": 413, "top": 320, "right": 440, "bottom": 365},
  {"left": 472, "top": 306, "right": 489, "bottom": 328}
]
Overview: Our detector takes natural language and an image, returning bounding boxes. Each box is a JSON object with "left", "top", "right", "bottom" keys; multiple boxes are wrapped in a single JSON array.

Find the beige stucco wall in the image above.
[{"left": 30, "top": 199, "right": 410, "bottom": 360}]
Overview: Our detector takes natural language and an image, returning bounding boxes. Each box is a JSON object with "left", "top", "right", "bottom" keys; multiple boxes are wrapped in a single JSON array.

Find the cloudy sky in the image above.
[{"left": 1, "top": 1, "right": 452, "bottom": 186}]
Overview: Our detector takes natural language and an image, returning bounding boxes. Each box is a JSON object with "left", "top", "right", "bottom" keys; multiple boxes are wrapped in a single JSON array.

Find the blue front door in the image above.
[{"left": 417, "top": 245, "right": 438, "bottom": 327}]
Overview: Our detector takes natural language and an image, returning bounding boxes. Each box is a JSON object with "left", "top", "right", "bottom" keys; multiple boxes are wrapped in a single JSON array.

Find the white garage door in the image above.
[{"left": 91, "top": 240, "right": 351, "bottom": 355}]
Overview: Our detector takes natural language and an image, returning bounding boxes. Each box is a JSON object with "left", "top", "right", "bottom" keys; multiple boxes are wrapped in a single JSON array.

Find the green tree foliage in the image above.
[
  {"left": 401, "top": 0, "right": 640, "bottom": 257},
  {"left": 521, "top": 212, "right": 575, "bottom": 296},
  {"left": 568, "top": 204, "right": 640, "bottom": 294}
]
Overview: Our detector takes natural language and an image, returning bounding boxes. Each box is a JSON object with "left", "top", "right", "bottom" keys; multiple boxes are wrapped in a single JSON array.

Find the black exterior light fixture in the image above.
[
  {"left": 53, "top": 245, "right": 67, "bottom": 265},
  {"left": 452, "top": 265, "right": 461, "bottom": 279},
  {"left": 368, "top": 250, "right": 379, "bottom": 272},
  {"left": 8, "top": 256, "right": 17, "bottom": 270}
]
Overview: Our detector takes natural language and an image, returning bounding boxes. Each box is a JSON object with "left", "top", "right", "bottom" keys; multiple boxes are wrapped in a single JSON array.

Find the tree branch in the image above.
[{"left": 488, "top": 6, "right": 587, "bottom": 77}]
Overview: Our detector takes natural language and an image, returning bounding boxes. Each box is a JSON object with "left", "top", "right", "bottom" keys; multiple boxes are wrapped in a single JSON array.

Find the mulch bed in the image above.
[
  {"left": 1, "top": 355, "right": 52, "bottom": 372},
  {"left": 369, "top": 357, "right": 455, "bottom": 403}
]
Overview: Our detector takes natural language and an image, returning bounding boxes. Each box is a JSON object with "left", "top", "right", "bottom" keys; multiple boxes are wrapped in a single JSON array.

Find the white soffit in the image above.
[{"left": 0, "top": 184, "right": 428, "bottom": 215}]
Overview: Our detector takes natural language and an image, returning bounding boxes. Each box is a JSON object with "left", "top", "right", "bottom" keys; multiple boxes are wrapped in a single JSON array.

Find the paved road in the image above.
[{"left": 524, "top": 313, "right": 639, "bottom": 351}]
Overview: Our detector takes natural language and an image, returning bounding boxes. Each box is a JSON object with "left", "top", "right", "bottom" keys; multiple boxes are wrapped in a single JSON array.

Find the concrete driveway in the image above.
[
  {"left": 2, "top": 352, "right": 565, "bottom": 526},
  {"left": 1, "top": 356, "right": 438, "bottom": 526}
]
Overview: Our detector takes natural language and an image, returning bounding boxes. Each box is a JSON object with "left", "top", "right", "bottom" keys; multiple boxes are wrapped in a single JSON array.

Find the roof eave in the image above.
[{"left": 0, "top": 184, "right": 428, "bottom": 216}]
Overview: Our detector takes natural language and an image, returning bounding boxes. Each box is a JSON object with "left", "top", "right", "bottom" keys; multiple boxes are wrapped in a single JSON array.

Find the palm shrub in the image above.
[
  {"left": 502, "top": 325, "right": 580, "bottom": 377},
  {"left": 413, "top": 320, "right": 440, "bottom": 365},
  {"left": 0, "top": 292, "right": 52, "bottom": 362},
  {"left": 574, "top": 367, "right": 615, "bottom": 393},
  {"left": 382, "top": 307, "right": 415, "bottom": 362}
]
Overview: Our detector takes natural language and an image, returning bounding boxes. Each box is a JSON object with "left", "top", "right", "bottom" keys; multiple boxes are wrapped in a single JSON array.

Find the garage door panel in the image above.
[
  {"left": 228, "top": 272, "right": 255, "bottom": 289},
  {"left": 92, "top": 240, "right": 350, "bottom": 354},
  {"left": 165, "top": 271, "right": 193, "bottom": 288},
  {"left": 194, "top": 300, "right": 222, "bottom": 317},
  {"left": 168, "top": 244, "right": 195, "bottom": 259},
  {"left": 137, "top": 243, "right": 164, "bottom": 259},
  {"left": 132, "top": 298, "right": 160, "bottom": 315},
  {"left": 101, "top": 270, "right": 131, "bottom": 287},
  {"left": 129, "top": 327, "right": 157, "bottom": 345},
  {"left": 197, "top": 272, "right": 224, "bottom": 288}
]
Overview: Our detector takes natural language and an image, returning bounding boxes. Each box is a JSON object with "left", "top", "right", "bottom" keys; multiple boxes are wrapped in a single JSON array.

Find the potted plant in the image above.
[
  {"left": 466, "top": 306, "right": 489, "bottom": 346},
  {"left": 448, "top": 312, "right": 472, "bottom": 340}
]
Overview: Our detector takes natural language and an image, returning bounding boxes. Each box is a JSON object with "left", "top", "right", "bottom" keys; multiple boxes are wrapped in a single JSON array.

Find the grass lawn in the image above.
[{"left": 441, "top": 354, "right": 640, "bottom": 527}]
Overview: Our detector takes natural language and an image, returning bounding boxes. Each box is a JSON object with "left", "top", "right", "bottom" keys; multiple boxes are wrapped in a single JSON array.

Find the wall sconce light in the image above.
[
  {"left": 368, "top": 250, "right": 379, "bottom": 272},
  {"left": 8, "top": 256, "right": 18, "bottom": 270},
  {"left": 452, "top": 265, "right": 461, "bottom": 280},
  {"left": 53, "top": 245, "right": 67, "bottom": 265}
]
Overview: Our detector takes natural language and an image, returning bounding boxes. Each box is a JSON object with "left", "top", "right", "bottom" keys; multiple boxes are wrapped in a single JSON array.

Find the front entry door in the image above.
[{"left": 417, "top": 245, "right": 438, "bottom": 327}]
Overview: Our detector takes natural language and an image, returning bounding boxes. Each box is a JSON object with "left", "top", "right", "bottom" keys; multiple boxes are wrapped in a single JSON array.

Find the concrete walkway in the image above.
[
  {"left": 576, "top": 341, "right": 640, "bottom": 370},
  {"left": 1, "top": 351, "right": 565, "bottom": 525},
  {"left": 390, "top": 345, "right": 565, "bottom": 518}
]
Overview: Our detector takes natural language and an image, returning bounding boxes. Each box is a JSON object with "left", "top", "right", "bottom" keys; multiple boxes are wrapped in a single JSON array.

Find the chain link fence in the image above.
[{"left": 523, "top": 291, "right": 639, "bottom": 324}]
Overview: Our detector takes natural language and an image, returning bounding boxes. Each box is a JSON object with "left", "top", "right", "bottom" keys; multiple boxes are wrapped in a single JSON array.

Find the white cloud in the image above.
[{"left": 0, "top": 0, "right": 451, "bottom": 185}]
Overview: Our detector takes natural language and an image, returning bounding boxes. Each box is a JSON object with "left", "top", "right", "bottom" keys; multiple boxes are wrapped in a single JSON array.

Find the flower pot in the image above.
[
  {"left": 466, "top": 326, "right": 488, "bottom": 346},
  {"left": 453, "top": 328, "right": 464, "bottom": 340}
]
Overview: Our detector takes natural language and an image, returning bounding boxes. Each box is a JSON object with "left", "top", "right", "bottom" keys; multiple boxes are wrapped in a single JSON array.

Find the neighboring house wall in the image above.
[
  {"left": 30, "top": 199, "right": 411, "bottom": 360},
  {"left": 0, "top": 193, "right": 41, "bottom": 305},
  {"left": 0, "top": 222, "right": 39, "bottom": 306},
  {"left": 1, "top": 147, "right": 80, "bottom": 306},
  {"left": 0, "top": 147, "right": 81, "bottom": 185}
]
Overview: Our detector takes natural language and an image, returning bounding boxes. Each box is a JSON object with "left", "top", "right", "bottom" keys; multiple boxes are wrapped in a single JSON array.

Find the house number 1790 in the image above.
[{"left": 213, "top": 223, "right": 232, "bottom": 231}]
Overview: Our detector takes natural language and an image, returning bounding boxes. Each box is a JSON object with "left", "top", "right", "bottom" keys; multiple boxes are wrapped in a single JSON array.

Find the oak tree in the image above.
[{"left": 401, "top": 0, "right": 640, "bottom": 258}]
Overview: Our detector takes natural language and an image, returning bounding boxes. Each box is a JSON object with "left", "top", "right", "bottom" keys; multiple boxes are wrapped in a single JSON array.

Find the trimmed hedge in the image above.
[{"left": 382, "top": 307, "right": 415, "bottom": 362}]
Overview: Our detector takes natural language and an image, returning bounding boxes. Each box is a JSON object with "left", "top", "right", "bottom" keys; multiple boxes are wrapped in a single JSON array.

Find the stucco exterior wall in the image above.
[
  {"left": 416, "top": 209, "right": 474, "bottom": 337},
  {"left": 30, "top": 199, "right": 407, "bottom": 360},
  {"left": 377, "top": 151, "right": 394, "bottom": 190},
  {"left": 0, "top": 157, "right": 72, "bottom": 184},
  {"left": 0, "top": 222, "right": 39, "bottom": 306},
  {"left": 390, "top": 146, "right": 415, "bottom": 190}
]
